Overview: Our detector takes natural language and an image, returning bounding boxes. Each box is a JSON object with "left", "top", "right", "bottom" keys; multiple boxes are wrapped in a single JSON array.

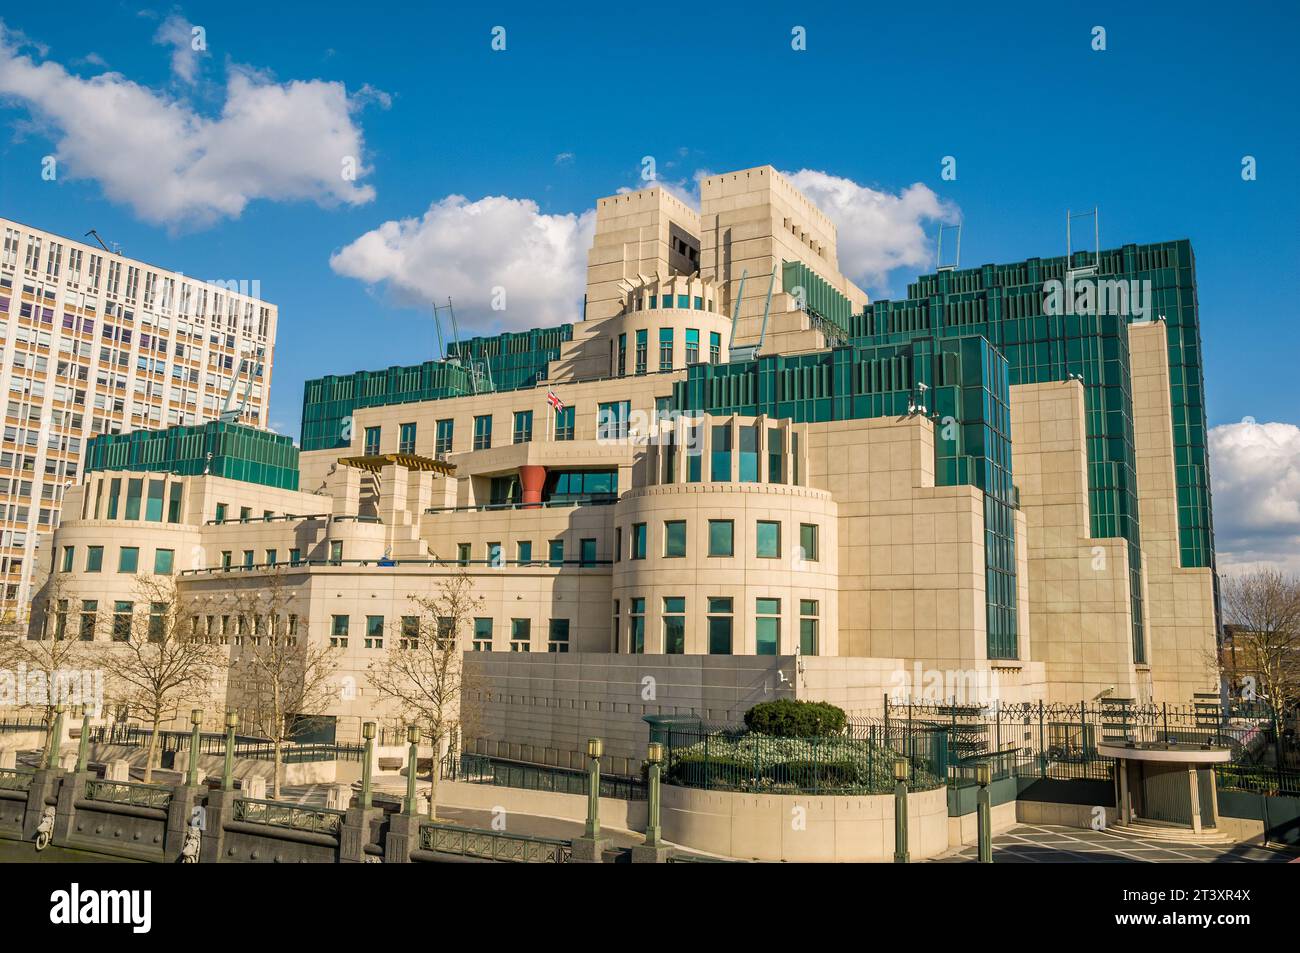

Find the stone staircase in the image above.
[{"left": 1107, "top": 819, "right": 1236, "bottom": 846}]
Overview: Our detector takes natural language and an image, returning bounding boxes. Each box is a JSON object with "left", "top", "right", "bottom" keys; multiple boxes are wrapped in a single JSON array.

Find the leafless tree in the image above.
[
  {"left": 1, "top": 576, "right": 96, "bottom": 759},
  {"left": 98, "top": 575, "right": 225, "bottom": 783},
  {"left": 1221, "top": 569, "right": 1300, "bottom": 715},
  {"left": 226, "top": 570, "right": 339, "bottom": 799},
  {"left": 368, "top": 570, "right": 482, "bottom": 820}
]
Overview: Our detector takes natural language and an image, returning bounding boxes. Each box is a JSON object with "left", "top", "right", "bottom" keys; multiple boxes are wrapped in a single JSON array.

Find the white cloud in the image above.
[
  {"left": 0, "top": 19, "right": 377, "bottom": 228},
  {"left": 782, "top": 169, "right": 959, "bottom": 292},
  {"left": 330, "top": 195, "right": 596, "bottom": 332},
  {"left": 153, "top": 14, "right": 202, "bottom": 84},
  {"left": 1209, "top": 420, "right": 1300, "bottom": 574}
]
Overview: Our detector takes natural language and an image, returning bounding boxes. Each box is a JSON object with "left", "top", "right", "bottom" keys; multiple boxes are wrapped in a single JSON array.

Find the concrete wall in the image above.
[{"left": 660, "top": 784, "right": 949, "bottom": 862}]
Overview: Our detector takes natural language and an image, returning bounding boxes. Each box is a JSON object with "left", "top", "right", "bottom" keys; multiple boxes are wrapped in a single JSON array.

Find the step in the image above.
[{"left": 1107, "top": 821, "right": 1236, "bottom": 846}]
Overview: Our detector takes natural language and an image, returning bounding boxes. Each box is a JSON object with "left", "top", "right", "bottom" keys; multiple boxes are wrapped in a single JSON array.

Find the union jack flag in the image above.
[{"left": 546, "top": 390, "right": 565, "bottom": 412}]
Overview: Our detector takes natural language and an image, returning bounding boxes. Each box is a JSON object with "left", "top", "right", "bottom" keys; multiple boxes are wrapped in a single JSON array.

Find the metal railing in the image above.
[
  {"left": 89, "top": 725, "right": 366, "bottom": 763},
  {"left": 1215, "top": 763, "right": 1300, "bottom": 798},
  {"left": 419, "top": 822, "right": 571, "bottom": 863},
  {"left": 443, "top": 751, "right": 647, "bottom": 801},
  {"left": 180, "top": 555, "right": 613, "bottom": 576},
  {"left": 424, "top": 497, "right": 617, "bottom": 515},
  {"left": 84, "top": 779, "right": 173, "bottom": 810},
  {"left": 232, "top": 797, "right": 345, "bottom": 835},
  {"left": 0, "top": 767, "right": 35, "bottom": 792}
]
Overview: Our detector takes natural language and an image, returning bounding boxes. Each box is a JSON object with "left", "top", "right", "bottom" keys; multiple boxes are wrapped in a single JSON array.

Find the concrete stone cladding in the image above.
[{"left": 28, "top": 166, "right": 1218, "bottom": 753}]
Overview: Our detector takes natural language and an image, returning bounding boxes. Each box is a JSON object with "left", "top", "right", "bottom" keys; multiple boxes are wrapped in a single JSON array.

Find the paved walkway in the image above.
[{"left": 931, "top": 823, "right": 1295, "bottom": 863}]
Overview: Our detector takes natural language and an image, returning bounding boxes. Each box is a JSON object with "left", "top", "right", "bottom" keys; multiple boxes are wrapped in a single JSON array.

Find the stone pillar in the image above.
[
  {"left": 340, "top": 806, "right": 382, "bottom": 863},
  {"left": 519, "top": 465, "right": 547, "bottom": 509},
  {"left": 23, "top": 768, "right": 60, "bottom": 841},
  {"left": 1188, "top": 765, "right": 1202, "bottom": 835},
  {"left": 52, "top": 770, "right": 91, "bottom": 846},
  {"left": 165, "top": 784, "right": 203, "bottom": 861},
  {"left": 199, "top": 789, "right": 235, "bottom": 864},
  {"left": 384, "top": 811, "right": 420, "bottom": 863},
  {"left": 1118, "top": 758, "right": 1131, "bottom": 824}
]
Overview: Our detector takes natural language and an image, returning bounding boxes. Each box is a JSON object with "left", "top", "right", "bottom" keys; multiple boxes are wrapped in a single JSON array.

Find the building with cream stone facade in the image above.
[
  {"left": 0, "top": 218, "right": 276, "bottom": 623},
  {"left": 23, "top": 166, "right": 1221, "bottom": 759}
]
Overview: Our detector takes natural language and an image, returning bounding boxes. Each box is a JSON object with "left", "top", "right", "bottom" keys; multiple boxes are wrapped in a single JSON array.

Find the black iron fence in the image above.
[
  {"left": 87, "top": 724, "right": 366, "bottom": 764},
  {"left": 441, "top": 751, "right": 647, "bottom": 801}
]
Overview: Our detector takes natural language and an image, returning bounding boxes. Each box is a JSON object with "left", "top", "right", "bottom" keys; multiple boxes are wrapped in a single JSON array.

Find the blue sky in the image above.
[{"left": 1, "top": 1, "right": 1298, "bottom": 566}]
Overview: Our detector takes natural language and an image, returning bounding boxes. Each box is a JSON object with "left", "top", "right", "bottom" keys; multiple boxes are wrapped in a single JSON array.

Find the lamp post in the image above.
[
  {"left": 360, "top": 722, "right": 376, "bottom": 810},
  {"left": 405, "top": 725, "right": 421, "bottom": 816},
  {"left": 44, "top": 704, "right": 66, "bottom": 770},
  {"left": 187, "top": 708, "right": 203, "bottom": 787},
  {"left": 976, "top": 761, "right": 993, "bottom": 863},
  {"left": 584, "top": 738, "right": 603, "bottom": 839},
  {"left": 893, "top": 756, "right": 910, "bottom": 863},
  {"left": 76, "top": 708, "right": 91, "bottom": 773},
  {"left": 644, "top": 742, "right": 664, "bottom": 849},
  {"left": 222, "top": 711, "right": 238, "bottom": 792}
]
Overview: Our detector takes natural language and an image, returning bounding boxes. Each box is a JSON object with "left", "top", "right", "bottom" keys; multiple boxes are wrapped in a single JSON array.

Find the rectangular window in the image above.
[
  {"left": 517, "top": 540, "right": 533, "bottom": 564},
  {"left": 580, "top": 538, "right": 597, "bottom": 567},
  {"left": 107, "top": 478, "right": 121, "bottom": 519},
  {"left": 145, "top": 479, "right": 165, "bottom": 521},
  {"left": 435, "top": 418, "right": 454, "bottom": 454},
  {"left": 513, "top": 410, "right": 533, "bottom": 444},
  {"left": 617, "top": 332, "right": 627, "bottom": 376},
  {"left": 739, "top": 424, "right": 759, "bottom": 482},
  {"left": 756, "top": 521, "right": 781, "bottom": 558},
  {"left": 663, "top": 597, "right": 685, "bottom": 654},
  {"left": 364, "top": 426, "right": 381, "bottom": 455},
  {"left": 658, "top": 328, "right": 674, "bottom": 371},
  {"left": 548, "top": 539, "right": 564, "bottom": 567},
  {"left": 685, "top": 328, "right": 700, "bottom": 365},
  {"left": 125, "top": 478, "right": 143, "bottom": 520},
  {"left": 756, "top": 598, "right": 781, "bottom": 655},
  {"left": 767, "top": 428, "right": 784, "bottom": 484},
  {"left": 707, "top": 597, "right": 733, "bottom": 655},
  {"left": 687, "top": 424, "right": 702, "bottom": 482},
  {"left": 597, "top": 401, "right": 630, "bottom": 441},
  {"left": 472, "top": 617, "right": 492, "bottom": 651},
  {"left": 112, "top": 601, "right": 133, "bottom": 642},
  {"left": 118, "top": 546, "right": 139, "bottom": 573},
  {"left": 800, "top": 600, "right": 819, "bottom": 656},
  {"left": 510, "top": 618, "right": 531, "bottom": 652},
  {"left": 148, "top": 602, "right": 166, "bottom": 643},
  {"left": 153, "top": 548, "right": 174, "bottom": 575},
  {"left": 330, "top": 615, "right": 349, "bottom": 648},
  {"left": 329, "top": 540, "right": 343, "bottom": 564},
  {"left": 709, "top": 331, "right": 721, "bottom": 364},
  {"left": 243, "top": 550, "right": 254, "bottom": 569},
  {"left": 555, "top": 405, "right": 575, "bottom": 441},
  {"left": 365, "top": 615, "right": 384, "bottom": 649},
  {"left": 221, "top": 551, "right": 232, "bottom": 570},
  {"left": 799, "top": 523, "right": 820, "bottom": 562},
  {"left": 487, "top": 541, "right": 502, "bottom": 566},
  {"left": 399, "top": 422, "right": 417, "bottom": 455},
  {"left": 548, "top": 618, "right": 570, "bottom": 653},
  {"left": 629, "top": 598, "right": 645, "bottom": 654},
  {"left": 664, "top": 520, "right": 686, "bottom": 557},
  {"left": 61, "top": 546, "right": 74, "bottom": 572},
  {"left": 635, "top": 329, "right": 648, "bottom": 375},
  {"left": 167, "top": 482, "right": 183, "bottom": 523},
  {"left": 214, "top": 501, "right": 227, "bottom": 523},
  {"left": 79, "top": 600, "right": 98, "bottom": 641},
  {"left": 399, "top": 616, "right": 420, "bottom": 649},
  {"left": 708, "top": 520, "right": 734, "bottom": 557},
  {"left": 473, "top": 414, "right": 493, "bottom": 450},
  {"left": 631, "top": 523, "right": 647, "bottom": 560},
  {"left": 266, "top": 549, "right": 277, "bottom": 565},
  {"left": 290, "top": 548, "right": 302, "bottom": 566},
  {"left": 711, "top": 424, "right": 732, "bottom": 481},
  {"left": 52, "top": 600, "right": 68, "bottom": 641},
  {"left": 457, "top": 542, "right": 471, "bottom": 566}
]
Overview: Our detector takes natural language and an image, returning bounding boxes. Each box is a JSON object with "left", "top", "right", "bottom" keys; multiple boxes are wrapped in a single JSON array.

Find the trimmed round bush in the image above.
[{"left": 744, "top": 700, "right": 847, "bottom": 738}]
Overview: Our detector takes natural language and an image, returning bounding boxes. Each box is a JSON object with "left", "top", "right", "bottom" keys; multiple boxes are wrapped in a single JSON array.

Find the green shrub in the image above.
[{"left": 744, "top": 700, "right": 847, "bottom": 738}]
